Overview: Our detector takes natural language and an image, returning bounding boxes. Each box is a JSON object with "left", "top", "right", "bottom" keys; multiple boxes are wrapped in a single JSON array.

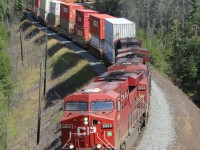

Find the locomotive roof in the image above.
[
  {"left": 78, "top": 81, "right": 119, "bottom": 94},
  {"left": 108, "top": 61, "right": 147, "bottom": 72}
]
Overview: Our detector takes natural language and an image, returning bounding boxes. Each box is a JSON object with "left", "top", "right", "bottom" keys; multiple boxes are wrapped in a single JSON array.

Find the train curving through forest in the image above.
[{"left": 32, "top": 0, "right": 151, "bottom": 149}]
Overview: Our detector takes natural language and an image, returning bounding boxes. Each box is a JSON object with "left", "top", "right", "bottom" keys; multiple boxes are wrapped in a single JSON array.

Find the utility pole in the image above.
[
  {"left": 19, "top": 27, "right": 24, "bottom": 65},
  {"left": 43, "top": 27, "right": 48, "bottom": 96},
  {"left": 37, "top": 63, "right": 42, "bottom": 145}
]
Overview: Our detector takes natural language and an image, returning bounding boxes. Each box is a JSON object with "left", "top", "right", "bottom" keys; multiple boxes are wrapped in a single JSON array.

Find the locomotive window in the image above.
[
  {"left": 65, "top": 101, "right": 88, "bottom": 111},
  {"left": 90, "top": 100, "right": 114, "bottom": 111}
]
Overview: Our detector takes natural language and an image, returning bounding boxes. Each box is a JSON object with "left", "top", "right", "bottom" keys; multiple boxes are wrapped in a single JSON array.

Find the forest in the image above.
[{"left": 95, "top": 0, "right": 200, "bottom": 107}]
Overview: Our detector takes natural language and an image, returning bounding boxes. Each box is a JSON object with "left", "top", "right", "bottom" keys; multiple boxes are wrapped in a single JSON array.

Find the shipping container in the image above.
[
  {"left": 60, "top": 18, "right": 75, "bottom": 31},
  {"left": 90, "top": 35, "right": 104, "bottom": 49},
  {"left": 76, "top": 9, "right": 98, "bottom": 28},
  {"left": 47, "top": 13, "right": 60, "bottom": 27},
  {"left": 40, "top": 0, "right": 51, "bottom": 21},
  {"left": 40, "top": 0, "right": 50, "bottom": 13},
  {"left": 104, "top": 41, "right": 115, "bottom": 64},
  {"left": 39, "top": 9, "right": 48, "bottom": 21},
  {"left": 90, "top": 14, "right": 114, "bottom": 40},
  {"left": 74, "top": 25, "right": 91, "bottom": 41},
  {"left": 50, "top": 1, "right": 61, "bottom": 16},
  {"left": 105, "top": 18, "right": 136, "bottom": 48},
  {"left": 60, "top": 3, "right": 84, "bottom": 22}
]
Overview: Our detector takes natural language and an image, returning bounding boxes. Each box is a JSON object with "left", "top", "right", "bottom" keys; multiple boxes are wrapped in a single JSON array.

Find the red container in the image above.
[
  {"left": 34, "top": 0, "right": 40, "bottom": 8},
  {"left": 74, "top": 25, "right": 91, "bottom": 41},
  {"left": 90, "top": 14, "right": 114, "bottom": 40},
  {"left": 60, "top": 3, "right": 84, "bottom": 22},
  {"left": 76, "top": 9, "right": 99, "bottom": 28}
]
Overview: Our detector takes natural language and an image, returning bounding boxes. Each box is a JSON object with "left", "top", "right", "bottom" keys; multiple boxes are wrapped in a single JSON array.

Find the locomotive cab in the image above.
[{"left": 61, "top": 86, "right": 120, "bottom": 150}]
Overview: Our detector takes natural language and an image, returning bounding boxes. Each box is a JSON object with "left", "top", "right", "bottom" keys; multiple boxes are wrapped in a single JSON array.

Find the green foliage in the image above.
[
  {"left": 0, "top": 3, "right": 13, "bottom": 148},
  {"left": 137, "top": 28, "right": 170, "bottom": 73},
  {"left": 168, "top": 0, "right": 200, "bottom": 105},
  {"left": 94, "top": 0, "right": 121, "bottom": 16}
]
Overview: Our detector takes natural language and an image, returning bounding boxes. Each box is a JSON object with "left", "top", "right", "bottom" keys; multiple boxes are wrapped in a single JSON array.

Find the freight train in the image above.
[{"left": 32, "top": 0, "right": 151, "bottom": 149}]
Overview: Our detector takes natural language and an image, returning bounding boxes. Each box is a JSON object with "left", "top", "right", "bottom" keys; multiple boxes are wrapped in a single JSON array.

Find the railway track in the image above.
[{"left": 132, "top": 128, "right": 145, "bottom": 150}]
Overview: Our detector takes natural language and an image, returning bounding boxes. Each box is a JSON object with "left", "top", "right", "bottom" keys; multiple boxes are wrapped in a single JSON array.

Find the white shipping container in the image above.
[
  {"left": 104, "top": 41, "right": 115, "bottom": 64},
  {"left": 91, "top": 35, "right": 104, "bottom": 49},
  {"left": 105, "top": 18, "right": 136, "bottom": 48},
  {"left": 50, "top": 1, "right": 60, "bottom": 15},
  {"left": 40, "top": 0, "right": 50, "bottom": 13},
  {"left": 40, "top": 0, "right": 59, "bottom": 14}
]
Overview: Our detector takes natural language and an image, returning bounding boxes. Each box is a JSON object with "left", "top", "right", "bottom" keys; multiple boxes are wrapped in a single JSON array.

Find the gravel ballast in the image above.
[{"left": 137, "top": 81, "right": 176, "bottom": 150}]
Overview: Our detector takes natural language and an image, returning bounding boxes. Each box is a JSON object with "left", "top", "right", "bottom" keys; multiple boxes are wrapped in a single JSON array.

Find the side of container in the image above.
[
  {"left": 60, "top": 3, "right": 84, "bottom": 22},
  {"left": 40, "top": 0, "right": 51, "bottom": 21},
  {"left": 76, "top": 9, "right": 99, "bottom": 28},
  {"left": 105, "top": 18, "right": 136, "bottom": 48},
  {"left": 90, "top": 35, "right": 104, "bottom": 49},
  {"left": 60, "top": 18, "right": 75, "bottom": 31},
  {"left": 74, "top": 25, "right": 91, "bottom": 41},
  {"left": 104, "top": 41, "right": 115, "bottom": 64},
  {"left": 90, "top": 14, "right": 114, "bottom": 40},
  {"left": 50, "top": 1, "right": 60, "bottom": 16}
]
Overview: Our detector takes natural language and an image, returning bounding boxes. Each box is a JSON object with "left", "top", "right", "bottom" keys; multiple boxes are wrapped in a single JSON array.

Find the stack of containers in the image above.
[
  {"left": 104, "top": 18, "right": 136, "bottom": 63},
  {"left": 60, "top": 3, "right": 84, "bottom": 31},
  {"left": 89, "top": 14, "right": 114, "bottom": 49},
  {"left": 40, "top": 0, "right": 75, "bottom": 22},
  {"left": 74, "top": 9, "right": 99, "bottom": 41},
  {"left": 48, "top": 1, "right": 61, "bottom": 27},
  {"left": 34, "top": 0, "right": 40, "bottom": 15}
]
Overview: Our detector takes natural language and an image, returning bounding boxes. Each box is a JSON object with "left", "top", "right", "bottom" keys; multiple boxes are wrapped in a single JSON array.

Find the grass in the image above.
[{"left": 7, "top": 15, "right": 97, "bottom": 149}]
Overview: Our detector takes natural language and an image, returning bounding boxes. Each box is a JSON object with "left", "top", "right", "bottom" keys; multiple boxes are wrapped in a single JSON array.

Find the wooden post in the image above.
[
  {"left": 37, "top": 63, "right": 42, "bottom": 145},
  {"left": 43, "top": 27, "right": 48, "bottom": 96},
  {"left": 19, "top": 28, "right": 24, "bottom": 64}
]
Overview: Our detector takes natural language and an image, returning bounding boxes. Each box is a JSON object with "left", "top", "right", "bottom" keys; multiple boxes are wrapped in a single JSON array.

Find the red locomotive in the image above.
[{"left": 61, "top": 55, "right": 151, "bottom": 149}]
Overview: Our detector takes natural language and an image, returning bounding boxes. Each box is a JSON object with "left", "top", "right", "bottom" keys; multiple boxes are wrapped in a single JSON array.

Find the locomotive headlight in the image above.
[
  {"left": 69, "top": 144, "right": 74, "bottom": 149},
  {"left": 140, "top": 94, "right": 145, "bottom": 99},
  {"left": 96, "top": 144, "right": 101, "bottom": 149},
  {"left": 84, "top": 117, "right": 89, "bottom": 125}
]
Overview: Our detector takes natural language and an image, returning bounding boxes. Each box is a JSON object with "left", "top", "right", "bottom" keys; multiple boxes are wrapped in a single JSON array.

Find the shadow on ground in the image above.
[
  {"left": 25, "top": 28, "right": 40, "bottom": 40},
  {"left": 48, "top": 42, "right": 66, "bottom": 57},
  {"left": 44, "top": 137, "right": 62, "bottom": 150},
  {"left": 20, "top": 20, "right": 33, "bottom": 32},
  {"left": 45, "top": 64, "right": 96, "bottom": 108},
  {"left": 51, "top": 52, "right": 82, "bottom": 79},
  {"left": 35, "top": 34, "right": 46, "bottom": 45}
]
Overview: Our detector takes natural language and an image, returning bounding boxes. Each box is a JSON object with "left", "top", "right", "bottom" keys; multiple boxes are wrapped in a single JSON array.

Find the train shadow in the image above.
[
  {"left": 51, "top": 52, "right": 81, "bottom": 79},
  {"left": 44, "top": 138, "right": 62, "bottom": 150},
  {"left": 20, "top": 20, "right": 33, "bottom": 32},
  {"left": 48, "top": 42, "right": 66, "bottom": 57},
  {"left": 24, "top": 28, "right": 40, "bottom": 40},
  {"left": 45, "top": 64, "right": 96, "bottom": 109},
  {"left": 35, "top": 34, "right": 46, "bottom": 45}
]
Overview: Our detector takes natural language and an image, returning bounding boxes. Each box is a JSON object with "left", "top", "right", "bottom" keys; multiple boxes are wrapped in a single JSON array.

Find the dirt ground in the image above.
[{"left": 152, "top": 69, "right": 200, "bottom": 150}]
